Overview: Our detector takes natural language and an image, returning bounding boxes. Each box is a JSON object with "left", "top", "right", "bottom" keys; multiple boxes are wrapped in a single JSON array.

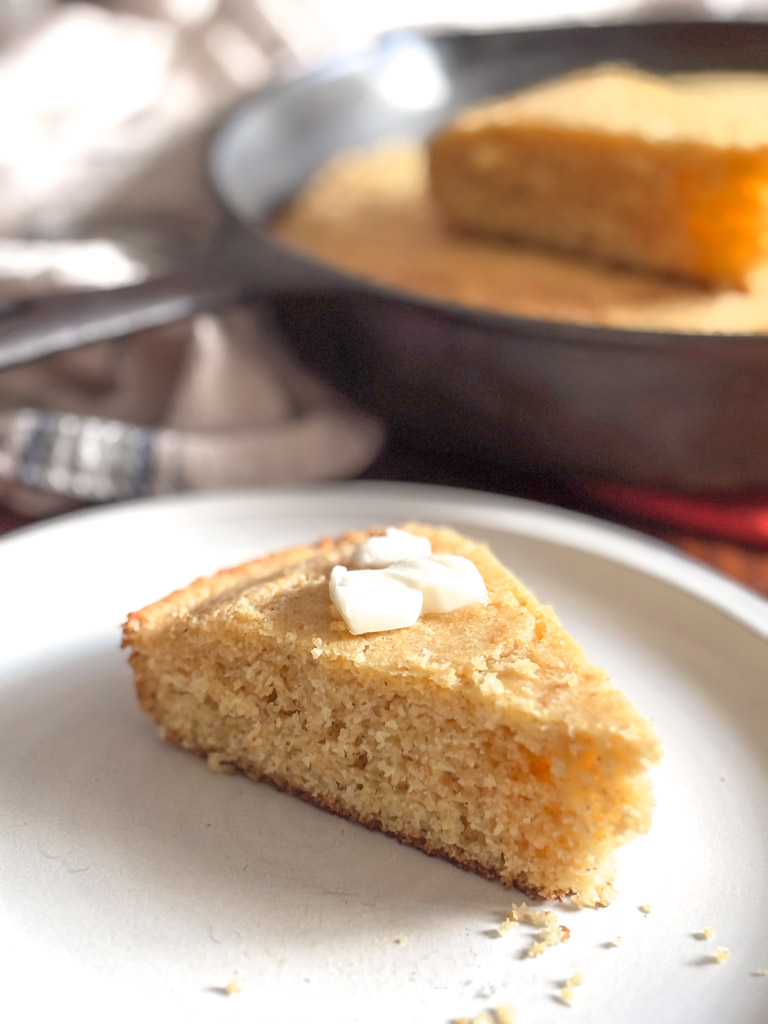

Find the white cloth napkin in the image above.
[
  {"left": 0, "top": 254, "right": 384, "bottom": 516},
  {"left": 0, "top": 5, "right": 383, "bottom": 516}
]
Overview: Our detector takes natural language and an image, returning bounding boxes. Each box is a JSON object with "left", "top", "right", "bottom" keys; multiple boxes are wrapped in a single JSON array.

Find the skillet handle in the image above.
[
  {"left": 0, "top": 226, "right": 340, "bottom": 373},
  {"left": 0, "top": 262, "right": 245, "bottom": 374}
]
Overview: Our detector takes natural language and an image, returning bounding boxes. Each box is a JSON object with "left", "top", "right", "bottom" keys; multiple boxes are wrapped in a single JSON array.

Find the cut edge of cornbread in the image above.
[
  {"left": 122, "top": 523, "right": 662, "bottom": 906},
  {"left": 429, "top": 64, "right": 768, "bottom": 288}
]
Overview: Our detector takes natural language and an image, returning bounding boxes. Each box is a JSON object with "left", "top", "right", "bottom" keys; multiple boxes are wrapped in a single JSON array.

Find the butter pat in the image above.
[
  {"left": 350, "top": 527, "right": 432, "bottom": 569},
  {"left": 387, "top": 554, "right": 488, "bottom": 613},
  {"left": 330, "top": 565, "right": 422, "bottom": 635},
  {"left": 331, "top": 530, "right": 488, "bottom": 635}
]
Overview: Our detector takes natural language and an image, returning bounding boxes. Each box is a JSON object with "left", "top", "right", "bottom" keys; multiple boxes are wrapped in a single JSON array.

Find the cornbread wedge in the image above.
[
  {"left": 122, "top": 524, "right": 661, "bottom": 905},
  {"left": 429, "top": 65, "right": 768, "bottom": 287}
]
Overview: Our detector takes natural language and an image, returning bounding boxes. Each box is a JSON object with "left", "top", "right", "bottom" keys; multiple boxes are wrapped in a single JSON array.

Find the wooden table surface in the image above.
[{"left": 2, "top": 443, "right": 765, "bottom": 598}]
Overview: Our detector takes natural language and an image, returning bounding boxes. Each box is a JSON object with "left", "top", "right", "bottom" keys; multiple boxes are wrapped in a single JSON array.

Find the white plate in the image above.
[{"left": 1, "top": 482, "right": 767, "bottom": 1024}]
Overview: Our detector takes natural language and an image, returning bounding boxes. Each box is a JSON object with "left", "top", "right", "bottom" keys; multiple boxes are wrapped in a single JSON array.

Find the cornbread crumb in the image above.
[
  {"left": 459, "top": 1013, "right": 494, "bottom": 1024},
  {"left": 506, "top": 903, "right": 557, "bottom": 928},
  {"left": 639, "top": 904, "right": 652, "bottom": 915},
  {"left": 497, "top": 916, "right": 519, "bottom": 937},
  {"left": 531, "top": 923, "right": 569, "bottom": 956},
  {"left": 456, "top": 1014, "right": 503, "bottom": 1024},
  {"left": 714, "top": 947, "right": 730, "bottom": 964},
  {"left": 571, "top": 888, "right": 613, "bottom": 909},
  {"left": 224, "top": 979, "right": 241, "bottom": 995},
  {"left": 752, "top": 968, "right": 768, "bottom": 976},
  {"left": 505, "top": 903, "right": 569, "bottom": 956},
  {"left": 506, "top": 903, "right": 527, "bottom": 924},
  {"left": 698, "top": 927, "right": 715, "bottom": 940},
  {"left": 495, "top": 1006, "right": 517, "bottom": 1024},
  {"left": 529, "top": 910, "right": 551, "bottom": 927},
  {"left": 559, "top": 973, "right": 584, "bottom": 1006},
  {"left": 608, "top": 936, "right": 622, "bottom": 947},
  {"left": 394, "top": 936, "right": 409, "bottom": 946},
  {"left": 207, "top": 753, "right": 237, "bottom": 774}
]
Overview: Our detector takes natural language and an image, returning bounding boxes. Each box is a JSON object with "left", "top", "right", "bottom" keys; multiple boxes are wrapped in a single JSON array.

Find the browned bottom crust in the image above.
[{"left": 161, "top": 726, "right": 572, "bottom": 902}]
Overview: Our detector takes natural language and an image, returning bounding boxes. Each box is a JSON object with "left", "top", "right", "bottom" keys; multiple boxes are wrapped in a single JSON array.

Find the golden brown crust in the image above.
[
  {"left": 261, "top": 773, "right": 566, "bottom": 900},
  {"left": 122, "top": 528, "right": 379, "bottom": 643},
  {"left": 122, "top": 543, "right": 324, "bottom": 642},
  {"left": 122, "top": 527, "right": 387, "bottom": 721},
  {"left": 158, "top": 722, "right": 563, "bottom": 901}
]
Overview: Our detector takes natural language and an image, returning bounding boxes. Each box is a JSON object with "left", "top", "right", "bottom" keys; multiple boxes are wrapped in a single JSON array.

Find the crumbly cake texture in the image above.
[
  {"left": 123, "top": 524, "right": 661, "bottom": 905},
  {"left": 429, "top": 64, "right": 768, "bottom": 288}
]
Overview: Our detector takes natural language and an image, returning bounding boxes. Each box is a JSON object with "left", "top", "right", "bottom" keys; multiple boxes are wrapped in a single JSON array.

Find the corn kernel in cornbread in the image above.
[
  {"left": 429, "top": 65, "right": 768, "bottom": 287},
  {"left": 122, "top": 524, "right": 661, "bottom": 904}
]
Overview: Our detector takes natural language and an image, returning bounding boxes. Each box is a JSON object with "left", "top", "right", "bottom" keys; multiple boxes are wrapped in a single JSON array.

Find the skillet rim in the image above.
[{"left": 206, "top": 19, "right": 768, "bottom": 353}]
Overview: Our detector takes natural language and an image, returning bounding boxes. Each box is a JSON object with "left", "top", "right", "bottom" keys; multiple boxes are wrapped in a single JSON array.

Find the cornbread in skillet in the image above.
[
  {"left": 429, "top": 64, "right": 768, "bottom": 287},
  {"left": 274, "top": 140, "right": 768, "bottom": 333},
  {"left": 122, "top": 524, "right": 661, "bottom": 905}
]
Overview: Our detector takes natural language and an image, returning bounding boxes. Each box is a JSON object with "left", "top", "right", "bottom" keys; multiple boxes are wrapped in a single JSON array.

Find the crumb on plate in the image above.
[
  {"left": 559, "top": 972, "right": 584, "bottom": 1007},
  {"left": 497, "top": 916, "right": 518, "bottom": 937},
  {"left": 503, "top": 903, "right": 569, "bottom": 956},
  {"left": 713, "top": 947, "right": 730, "bottom": 964},
  {"left": 495, "top": 1006, "right": 517, "bottom": 1024}
]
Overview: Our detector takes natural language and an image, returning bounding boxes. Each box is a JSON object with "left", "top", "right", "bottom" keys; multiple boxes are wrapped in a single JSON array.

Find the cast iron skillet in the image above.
[{"left": 2, "top": 20, "right": 768, "bottom": 493}]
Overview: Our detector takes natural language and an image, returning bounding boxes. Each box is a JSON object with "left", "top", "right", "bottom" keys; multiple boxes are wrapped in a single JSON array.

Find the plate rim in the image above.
[
  {"left": 1, "top": 481, "right": 765, "bottom": 642},
  {"left": 3, "top": 480, "right": 768, "bottom": 1023}
]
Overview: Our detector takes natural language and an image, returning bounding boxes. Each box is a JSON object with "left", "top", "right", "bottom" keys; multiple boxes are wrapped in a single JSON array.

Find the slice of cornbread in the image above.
[
  {"left": 122, "top": 524, "right": 661, "bottom": 905},
  {"left": 429, "top": 65, "right": 768, "bottom": 287}
]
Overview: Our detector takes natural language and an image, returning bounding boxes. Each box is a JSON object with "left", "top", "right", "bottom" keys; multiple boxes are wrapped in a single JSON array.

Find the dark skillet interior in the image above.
[{"left": 209, "top": 21, "right": 768, "bottom": 493}]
